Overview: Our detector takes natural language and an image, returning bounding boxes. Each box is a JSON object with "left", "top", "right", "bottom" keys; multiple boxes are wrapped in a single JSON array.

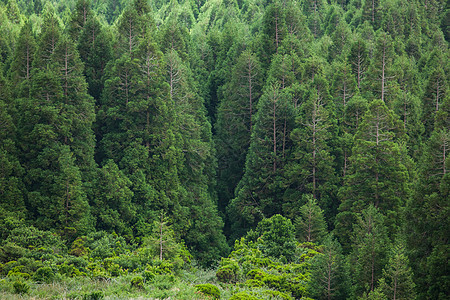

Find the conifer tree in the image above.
[
  {"left": 33, "top": 5, "right": 61, "bottom": 69},
  {"left": 68, "top": 0, "right": 92, "bottom": 41},
  {"left": 228, "top": 85, "right": 295, "bottom": 239},
  {"left": 350, "top": 205, "right": 389, "bottom": 297},
  {"left": 308, "top": 234, "right": 351, "bottom": 300},
  {"left": 9, "top": 20, "right": 35, "bottom": 98},
  {"left": 77, "top": 16, "right": 112, "bottom": 100},
  {"left": 335, "top": 100, "right": 410, "bottom": 251},
  {"left": 378, "top": 242, "right": 416, "bottom": 300},
  {"left": 294, "top": 195, "right": 327, "bottom": 243},
  {"left": 215, "top": 50, "right": 263, "bottom": 211},
  {"left": 285, "top": 76, "right": 337, "bottom": 221},
  {"left": 406, "top": 127, "right": 449, "bottom": 299}
]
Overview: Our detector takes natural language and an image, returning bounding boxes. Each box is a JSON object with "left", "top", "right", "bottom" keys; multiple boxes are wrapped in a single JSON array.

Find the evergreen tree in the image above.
[
  {"left": 406, "top": 127, "right": 449, "bottom": 299},
  {"left": 33, "top": 5, "right": 61, "bottom": 69},
  {"left": 350, "top": 205, "right": 389, "bottom": 297},
  {"left": 228, "top": 85, "right": 295, "bottom": 239},
  {"left": 335, "top": 100, "right": 410, "bottom": 251},
  {"left": 77, "top": 15, "right": 112, "bottom": 100},
  {"left": 294, "top": 195, "right": 327, "bottom": 243},
  {"left": 285, "top": 76, "right": 337, "bottom": 220},
  {"left": 308, "top": 234, "right": 351, "bottom": 300},
  {"left": 68, "top": 0, "right": 93, "bottom": 41},
  {"left": 378, "top": 242, "right": 416, "bottom": 300},
  {"left": 93, "top": 159, "right": 135, "bottom": 235},
  {"left": 215, "top": 50, "right": 263, "bottom": 212},
  {"left": 9, "top": 20, "right": 35, "bottom": 98},
  {"left": 348, "top": 36, "right": 369, "bottom": 91}
]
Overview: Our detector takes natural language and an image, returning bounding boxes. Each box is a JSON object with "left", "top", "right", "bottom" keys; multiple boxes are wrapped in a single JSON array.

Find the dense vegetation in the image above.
[{"left": 0, "top": 0, "right": 448, "bottom": 299}]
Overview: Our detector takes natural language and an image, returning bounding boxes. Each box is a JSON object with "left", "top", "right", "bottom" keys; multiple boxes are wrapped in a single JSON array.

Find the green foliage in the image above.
[
  {"left": 194, "top": 283, "right": 220, "bottom": 299},
  {"left": 33, "top": 267, "right": 54, "bottom": 283},
  {"left": 294, "top": 195, "right": 327, "bottom": 244},
  {"left": 230, "top": 292, "right": 260, "bottom": 300},
  {"left": 12, "top": 280, "right": 30, "bottom": 295},
  {"left": 130, "top": 276, "right": 144, "bottom": 289},
  {"left": 82, "top": 291, "right": 104, "bottom": 300}
]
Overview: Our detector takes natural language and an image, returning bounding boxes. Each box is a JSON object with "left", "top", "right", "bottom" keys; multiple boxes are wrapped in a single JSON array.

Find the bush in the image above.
[
  {"left": 229, "top": 292, "right": 261, "bottom": 300},
  {"left": 143, "top": 270, "right": 156, "bottom": 282},
  {"left": 82, "top": 291, "right": 104, "bottom": 300},
  {"left": 194, "top": 283, "right": 220, "bottom": 299},
  {"left": 130, "top": 276, "right": 144, "bottom": 289},
  {"left": 33, "top": 266, "right": 54, "bottom": 283},
  {"left": 216, "top": 263, "right": 239, "bottom": 283},
  {"left": 153, "top": 274, "right": 175, "bottom": 290},
  {"left": 13, "top": 280, "right": 30, "bottom": 294}
]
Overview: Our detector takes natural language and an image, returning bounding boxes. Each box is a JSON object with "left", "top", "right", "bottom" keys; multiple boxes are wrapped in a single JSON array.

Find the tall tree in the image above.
[
  {"left": 215, "top": 50, "right": 263, "bottom": 209},
  {"left": 77, "top": 16, "right": 112, "bottom": 100},
  {"left": 406, "top": 127, "right": 449, "bottom": 299},
  {"left": 9, "top": 20, "right": 35, "bottom": 98},
  {"left": 294, "top": 194, "right": 327, "bottom": 243},
  {"left": 308, "top": 234, "right": 351, "bottom": 300},
  {"left": 227, "top": 85, "right": 295, "bottom": 239},
  {"left": 68, "top": 0, "right": 93, "bottom": 41},
  {"left": 335, "top": 100, "right": 410, "bottom": 251},
  {"left": 378, "top": 241, "right": 416, "bottom": 300},
  {"left": 350, "top": 205, "right": 389, "bottom": 297},
  {"left": 285, "top": 76, "right": 338, "bottom": 221}
]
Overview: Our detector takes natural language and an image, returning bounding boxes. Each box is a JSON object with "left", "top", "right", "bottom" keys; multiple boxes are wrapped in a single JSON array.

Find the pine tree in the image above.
[
  {"left": 294, "top": 195, "right": 327, "bottom": 243},
  {"left": 366, "top": 30, "right": 396, "bottom": 104},
  {"left": 227, "top": 85, "right": 295, "bottom": 239},
  {"left": 33, "top": 5, "right": 61, "bottom": 69},
  {"left": 77, "top": 16, "right": 112, "bottom": 100},
  {"left": 350, "top": 205, "right": 389, "bottom": 297},
  {"left": 215, "top": 50, "right": 263, "bottom": 212},
  {"left": 68, "top": 0, "right": 92, "bottom": 41},
  {"left": 406, "top": 127, "right": 449, "bottom": 299},
  {"left": 348, "top": 36, "right": 369, "bottom": 91},
  {"left": 9, "top": 20, "right": 35, "bottom": 98},
  {"left": 285, "top": 76, "right": 337, "bottom": 220},
  {"left": 335, "top": 100, "right": 410, "bottom": 251},
  {"left": 378, "top": 242, "right": 416, "bottom": 300},
  {"left": 308, "top": 234, "right": 351, "bottom": 300},
  {"left": 93, "top": 159, "right": 135, "bottom": 235}
]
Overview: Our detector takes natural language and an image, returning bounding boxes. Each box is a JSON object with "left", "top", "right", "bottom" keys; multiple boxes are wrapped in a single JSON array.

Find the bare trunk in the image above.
[
  {"left": 381, "top": 42, "right": 386, "bottom": 102},
  {"left": 159, "top": 220, "right": 163, "bottom": 260},
  {"left": 273, "top": 93, "right": 277, "bottom": 172},
  {"left": 435, "top": 79, "right": 440, "bottom": 112}
]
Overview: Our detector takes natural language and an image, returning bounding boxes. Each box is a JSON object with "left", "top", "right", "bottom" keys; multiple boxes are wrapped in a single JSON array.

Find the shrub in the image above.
[
  {"left": 33, "top": 266, "right": 54, "bottom": 283},
  {"left": 229, "top": 292, "right": 261, "bottom": 300},
  {"left": 13, "top": 280, "right": 30, "bottom": 294},
  {"left": 153, "top": 274, "right": 175, "bottom": 290},
  {"left": 216, "top": 263, "right": 239, "bottom": 283},
  {"left": 130, "top": 276, "right": 144, "bottom": 289},
  {"left": 194, "top": 283, "right": 220, "bottom": 299},
  {"left": 143, "top": 270, "right": 156, "bottom": 282},
  {"left": 82, "top": 291, "right": 104, "bottom": 300},
  {"left": 263, "top": 290, "right": 293, "bottom": 300}
]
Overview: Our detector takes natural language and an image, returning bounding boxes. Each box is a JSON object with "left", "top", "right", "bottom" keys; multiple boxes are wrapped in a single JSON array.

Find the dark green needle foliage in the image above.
[
  {"left": 308, "top": 234, "right": 351, "bottom": 300},
  {"left": 0, "top": 0, "right": 448, "bottom": 292}
]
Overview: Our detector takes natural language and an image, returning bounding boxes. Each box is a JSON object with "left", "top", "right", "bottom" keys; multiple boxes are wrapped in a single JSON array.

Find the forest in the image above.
[{"left": 0, "top": 0, "right": 448, "bottom": 299}]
